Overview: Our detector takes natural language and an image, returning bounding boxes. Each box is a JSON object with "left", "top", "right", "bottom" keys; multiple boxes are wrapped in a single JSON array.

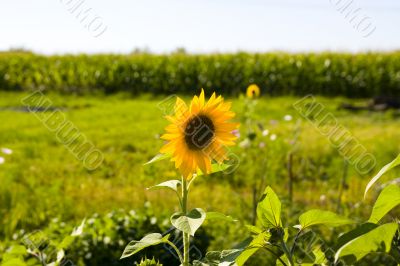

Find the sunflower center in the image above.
[{"left": 184, "top": 114, "right": 215, "bottom": 150}]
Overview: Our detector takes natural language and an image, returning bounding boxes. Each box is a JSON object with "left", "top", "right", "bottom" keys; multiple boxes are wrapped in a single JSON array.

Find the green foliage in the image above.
[
  {"left": 365, "top": 154, "right": 400, "bottom": 197},
  {"left": 1, "top": 221, "right": 84, "bottom": 266},
  {"left": 369, "top": 185, "right": 400, "bottom": 223},
  {"left": 144, "top": 153, "right": 171, "bottom": 165},
  {"left": 297, "top": 209, "right": 353, "bottom": 230},
  {"left": 0, "top": 210, "right": 211, "bottom": 266},
  {"left": 193, "top": 250, "right": 240, "bottom": 266},
  {"left": 196, "top": 163, "right": 232, "bottom": 177},
  {"left": 235, "top": 186, "right": 356, "bottom": 266},
  {"left": 170, "top": 208, "right": 206, "bottom": 237},
  {"left": 1, "top": 52, "right": 400, "bottom": 97},
  {"left": 147, "top": 180, "right": 182, "bottom": 193},
  {"left": 205, "top": 212, "right": 238, "bottom": 223},
  {"left": 121, "top": 234, "right": 170, "bottom": 259},
  {"left": 335, "top": 223, "right": 399, "bottom": 263},
  {"left": 235, "top": 233, "right": 269, "bottom": 265},
  {"left": 257, "top": 186, "right": 282, "bottom": 228},
  {"left": 1, "top": 245, "right": 28, "bottom": 266},
  {"left": 334, "top": 154, "right": 400, "bottom": 264}
]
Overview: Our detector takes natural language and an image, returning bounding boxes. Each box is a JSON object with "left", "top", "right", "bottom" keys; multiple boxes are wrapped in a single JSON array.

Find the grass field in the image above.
[{"left": 1, "top": 92, "right": 400, "bottom": 262}]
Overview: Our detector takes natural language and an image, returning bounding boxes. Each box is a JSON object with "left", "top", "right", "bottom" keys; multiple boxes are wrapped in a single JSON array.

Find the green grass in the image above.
[{"left": 0, "top": 92, "right": 399, "bottom": 249}]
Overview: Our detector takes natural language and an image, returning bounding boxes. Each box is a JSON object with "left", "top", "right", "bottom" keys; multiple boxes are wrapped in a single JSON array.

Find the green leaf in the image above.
[
  {"left": 310, "top": 247, "right": 328, "bottom": 265},
  {"left": 192, "top": 254, "right": 217, "bottom": 265},
  {"left": 295, "top": 246, "right": 328, "bottom": 266},
  {"left": 71, "top": 219, "right": 85, "bottom": 236},
  {"left": 335, "top": 223, "right": 398, "bottom": 263},
  {"left": 147, "top": 180, "right": 181, "bottom": 193},
  {"left": 244, "top": 225, "right": 263, "bottom": 235},
  {"left": 236, "top": 232, "right": 269, "bottom": 266},
  {"left": 365, "top": 154, "right": 400, "bottom": 197},
  {"left": 171, "top": 208, "right": 206, "bottom": 236},
  {"left": 196, "top": 163, "right": 231, "bottom": 176},
  {"left": 193, "top": 249, "right": 241, "bottom": 266},
  {"left": 257, "top": 186, "right": 282, "bottom": 228},
  {"left": 121, "top": 233, "right": 170, "bottom": 259},
  {"left": 283, "top": 227, "right": 289, "bottom": 242},
  {"left": 335, "top": 223, "right": 378, "bottom": 250},
  {"left": 1, "top": 258, "right": 27, "bottom": 266},
  {"left": 5, "top": 245, "right": 27, "bottom": 256},
  {"left": 220, "top": 249, "right": 243, "bottom": 264},
  {"left": 58, "top": 236, "right": 74, "bottom": 250},
  {"left": 297, "top": 209, "right": 353, "bottom": 230},
  {"left": 276, "top": 254, "right": 290, "bottom": 266},
  {"left": 206, "top": 212, "right": 238, "bottom": 222},
  {"left": 193, "top": 251, "right": 222, "bottom": 266},
  {"left": 144, "top": 153, "right": 171, "bottom": 165},
  {"left": 369, "top": 185, "right": 400, "bottom": 223}
]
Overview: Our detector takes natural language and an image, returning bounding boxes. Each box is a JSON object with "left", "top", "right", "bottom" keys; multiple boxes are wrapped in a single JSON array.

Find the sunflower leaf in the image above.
[
  {"left": 144, "top": 153, "right": 171, "bottom": 165},
  {"left": 236, "top": 232, "right": 269, "bottom": 266},
  {"left": 171, "top": 208, "right": 206, "bottom": 236},
  {"left": 196, "top": 163, "right": 231, "bottom": 176},
  {"left": 244, "top": 225, "right": 264, "bottom": 235},
  {"left": 257, "top": 186, "right": 282, "bottom": 228},
  {"left": 297, "top": 209, "right": 354, "bottom": 230},
  {"left": 206, "top": 212, "right": 238, "bottom": 222},
  {"left": 147, "top": 180, "right": 181, "bottom": 193},
  {"left": 335, "top": 223, "right": 398, "bottom": 263},
  {"left": 365, "top": 153, "right": 400, "bottom": 197},
  {"left": 120, "top": 233, "right": 170, "bottom": 259},
  {"left": 369, "top": 184, "right": 400, "bottom": 223}
]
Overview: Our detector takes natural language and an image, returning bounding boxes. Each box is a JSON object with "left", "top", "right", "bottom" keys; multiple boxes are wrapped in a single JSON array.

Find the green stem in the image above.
[
  {"left": 38, "top": 251, "right": 46, "bottom": 266},
  {"left": 290, "top": 229, "right": 302, "bottom": 256},
  {"left": 182, "top": 177, "right": 190, "bottom": 266},
  {"left": 263, "top": 247, "right": 288, "bottom": 266},
  {"left": 166, "top": 240, "right": 184, "bottom": 265},
  {"left": 280, "top": 236, "right": 294, "bottom": 266}
]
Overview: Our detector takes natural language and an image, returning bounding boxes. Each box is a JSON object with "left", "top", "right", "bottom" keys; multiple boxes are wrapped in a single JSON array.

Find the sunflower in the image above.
[
  {"left": 246, "top": 84, "right": 260, "bottom": 99},
  {"left": 160, "top": 89, "right": 239, "bottom": 179}
]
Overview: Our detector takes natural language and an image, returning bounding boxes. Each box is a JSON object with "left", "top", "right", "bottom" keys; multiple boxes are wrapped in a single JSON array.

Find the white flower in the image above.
[
  {"left": 239, "top": 139, "right": 250, "bottom": 148},
  {"left": 1, "top": 148, "right": 12, "bottom": 155},
  {"left": 270, "top": 134, "right": 277, "bottom": 141},
  {"left": 262, "top": 129, "right": 269, "bottom": 136},
  {"left": 284, "top": 115, "right": 293, "bottom": 121},
  {"left": 150, "top": 217, "right": 157, "bottom": 225},
  {"left": 319, "top": 195, "right": 326, "bottom": 202},
  {"left": 0, "top": 157, "right": 4, "bottom": 164},
  {"left": 103, "top": 236, "right": 111, "bottom": 245},
  {"left": 259, "top": 142, "right": 265, "bottom": 148}
]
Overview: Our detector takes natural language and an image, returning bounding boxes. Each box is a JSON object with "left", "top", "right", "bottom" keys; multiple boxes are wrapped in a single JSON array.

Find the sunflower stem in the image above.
[
  {"left": 182, "top": 176, "right": 190, "bottom": 265},
  {"left": 280, "top": 235, "right": 294, "bottom": 266}
]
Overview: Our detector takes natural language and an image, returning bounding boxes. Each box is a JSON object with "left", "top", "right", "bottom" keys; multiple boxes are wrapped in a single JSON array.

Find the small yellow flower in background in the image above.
[
  {"left": 246, "top": 84, "right": 260, "bottom": 99},
  {"left": 160, "top": 89, "right": 239, "bottom": 179}
]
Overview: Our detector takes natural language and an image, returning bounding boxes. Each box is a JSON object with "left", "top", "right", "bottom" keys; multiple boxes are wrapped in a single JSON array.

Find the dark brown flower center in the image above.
[{"left": 184, "top": 114, "right": 215, "bottom": 150}]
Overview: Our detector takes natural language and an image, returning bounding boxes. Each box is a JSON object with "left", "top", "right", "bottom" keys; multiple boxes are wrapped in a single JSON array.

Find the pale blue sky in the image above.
[{"left": 1, "top": 0, "right": 399, "bottom": 54}]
